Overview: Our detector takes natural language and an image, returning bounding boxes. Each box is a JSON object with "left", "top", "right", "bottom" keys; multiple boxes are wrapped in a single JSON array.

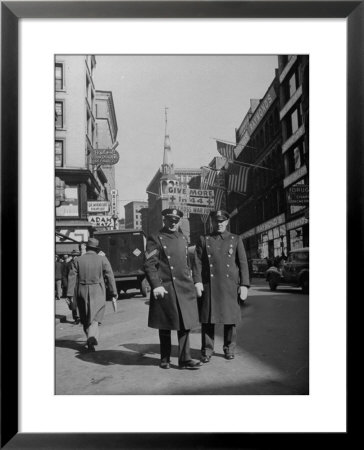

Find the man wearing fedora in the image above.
[
  {"left": 67, "top": 237, "right": 118, "bottom": 352},
  {"left": 193, "top": 210, "right": 250, "bottom": 363},
  {"left": 144, "top": 208, "right": 202, "bottom": 370}
]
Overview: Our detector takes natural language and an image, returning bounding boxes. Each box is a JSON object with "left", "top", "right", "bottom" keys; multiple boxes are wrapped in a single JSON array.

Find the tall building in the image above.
[
  {"left": 55, "top": 55, "right": 110, "bottom": 253},
  {"left": 124, "top": 201, "right": 148, "bottom": 230},
  {"left": 146, "top": 109, "right": 202, "bottom": 243},
  {"left": 226, "top": 55, "right": 309, "bottom": 260},
  {"left": 278, "top": 55, "right": 309, "bottom": 250},
  {"left": 229, "top": 72, "right": 285, "bottom": 260},
  {"left": 95, "top": 90, "right": 118, "bottom": 206}
]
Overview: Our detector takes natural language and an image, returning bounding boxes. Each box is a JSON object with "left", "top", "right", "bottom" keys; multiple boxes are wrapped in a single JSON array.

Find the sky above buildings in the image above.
[{"left": 94, "top": 55, "right": 278, "bottom": 218}]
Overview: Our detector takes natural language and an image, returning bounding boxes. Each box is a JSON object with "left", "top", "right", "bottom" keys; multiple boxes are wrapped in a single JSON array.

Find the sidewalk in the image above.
[
  {"left": 55, "top": 298, "right": 73, "bottom": 325},
  {"left": 55, "top": 277, "right": 308, "bottom": 395}
]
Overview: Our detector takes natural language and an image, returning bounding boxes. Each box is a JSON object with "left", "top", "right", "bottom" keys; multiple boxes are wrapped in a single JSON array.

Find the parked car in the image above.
[
  {"left": 265, "top": 247, "right": 309, "bottom": 294},
  {"left": 94, "top": 229, "right": 148, "bottom": 297},
  {"left": 248, "top": 258, "right": 269, "bottom": 278}
]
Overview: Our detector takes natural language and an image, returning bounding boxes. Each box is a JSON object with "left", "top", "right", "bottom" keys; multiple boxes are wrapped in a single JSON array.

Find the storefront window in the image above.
[
  {"left": 56, "top": 185, "right": 79, "bottom": 217},
  {"left": 290, "top": 227, "right": 304, "bottom": 249}
]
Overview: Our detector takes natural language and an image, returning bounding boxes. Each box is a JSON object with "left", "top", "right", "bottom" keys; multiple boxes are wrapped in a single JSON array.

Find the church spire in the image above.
[{"left": 161, "top": 107, "right": 175, "bottom": 179}]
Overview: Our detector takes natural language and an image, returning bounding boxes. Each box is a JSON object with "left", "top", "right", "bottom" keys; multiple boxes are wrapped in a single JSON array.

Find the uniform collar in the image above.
[
  {"left": 161, "top": 227, "right": 180, "bottom": 238},
  {"left": 211, "top": 230, "right": 229, "bottom": 239}
]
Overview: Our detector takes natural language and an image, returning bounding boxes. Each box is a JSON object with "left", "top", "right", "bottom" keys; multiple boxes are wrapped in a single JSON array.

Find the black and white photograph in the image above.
[{"left": 55, "top": 54, "right": 309, "bottom": 395}]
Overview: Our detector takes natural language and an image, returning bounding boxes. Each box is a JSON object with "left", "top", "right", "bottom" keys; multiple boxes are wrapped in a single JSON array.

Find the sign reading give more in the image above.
[{"left": 88, "top": 215, "right": 113, "bottom": 228}]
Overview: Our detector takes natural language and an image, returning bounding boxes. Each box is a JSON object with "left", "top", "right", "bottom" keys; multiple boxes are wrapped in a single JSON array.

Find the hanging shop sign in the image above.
[
  {"left": 91, "top": 148, "right": 120, "bottom": 165},
  {"left": 87, "top": 201, "right": 110, "bottom": 213},
  {"left": 88, "top": 215, "right": 113, "bottom": 228},
  {"left": 287, "top": 185, "right": 309, "bottom": 205},
  {"left": 110, "top": 189, "right": 118, "bottom": 216}
]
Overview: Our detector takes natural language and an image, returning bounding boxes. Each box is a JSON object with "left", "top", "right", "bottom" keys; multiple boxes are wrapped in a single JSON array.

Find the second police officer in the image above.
[{"left": 193, "top": 210, "right": 250, "bottom": 363}]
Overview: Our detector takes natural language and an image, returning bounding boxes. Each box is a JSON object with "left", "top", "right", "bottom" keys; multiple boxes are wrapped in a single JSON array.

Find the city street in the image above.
[{"left": 55, "top": 278, "right": 308, "bottom": 395}]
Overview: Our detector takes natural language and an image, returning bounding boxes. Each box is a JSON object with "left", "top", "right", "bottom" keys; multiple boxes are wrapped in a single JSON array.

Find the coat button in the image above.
[
  {"left": 227, "top": 264, "right": 230, "bottom": 267},
  {"left": 211, "top": 274, "right": 214, "bottom": 277},
  {"left": 210, "top": 264, "right": 213, "bottom": 267},
  {"left": 173, "top": 277, "right": 176, "bottom": 280},
  {"left": 163, "top": 246, "right": 167, "bottom": 249},
  {"left": 167, "top": 256, "right": 171, "bottom": 259},
  {"left": 170, "top": 266, "right": 174, "bottom": 269},
  {"left": 226, "top": 274, "right": 229, "bottom": 278},
  {"left": 208, "top": 254, "right": 211, "bottom": 258}
]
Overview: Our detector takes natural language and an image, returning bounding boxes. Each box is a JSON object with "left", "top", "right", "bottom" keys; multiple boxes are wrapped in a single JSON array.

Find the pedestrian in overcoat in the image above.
[
  {"left": 144, "top": 208, "right": 202, "bottom": 370},
  {"left": 67, "top": 237, "right": 118, "bottom": 352},
  {"left": 193, "top": 210, "right": 250, "bottom": 362}
]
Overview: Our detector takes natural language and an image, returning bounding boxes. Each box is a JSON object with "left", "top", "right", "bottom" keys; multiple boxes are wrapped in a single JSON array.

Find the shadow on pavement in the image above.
[
  {"left": 75, "top": 349, "right": 160, "bottom": 366},
  {"left": 56, "top": 338, "right": 86, "bottom": 352}
]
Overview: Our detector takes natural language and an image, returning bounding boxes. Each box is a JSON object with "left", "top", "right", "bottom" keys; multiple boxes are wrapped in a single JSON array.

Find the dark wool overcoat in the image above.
[
  {"left": 193, "top": 231, "right": 250, "bottom": 325},
  {"left": 144, "top": 228, "right": 199, "bottom": 331},
  {"left": 67, "top": 251, "right": 117, "bottom": 328}
]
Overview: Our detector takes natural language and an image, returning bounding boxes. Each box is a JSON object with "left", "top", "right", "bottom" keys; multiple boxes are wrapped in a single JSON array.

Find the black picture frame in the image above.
[{"left": 1, "top": 1, "right": 359, "bottom": 448}]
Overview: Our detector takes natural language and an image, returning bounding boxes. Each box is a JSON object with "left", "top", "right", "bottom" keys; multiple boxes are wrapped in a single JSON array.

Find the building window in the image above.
[
  {"left": 288, "top": 72, "right": 297, "bottom": 97},
  {"left": 55, "top": 140, "right": 63, "bottom": 167},
  {"left": 55, "top": 101, "right": 64, "bottom": 128},
  {"left": 55, "top": 63, "right": 64, "bottom": 90},
  {"left": 291, "top": 109, "right": 299, "bottom": 134}
]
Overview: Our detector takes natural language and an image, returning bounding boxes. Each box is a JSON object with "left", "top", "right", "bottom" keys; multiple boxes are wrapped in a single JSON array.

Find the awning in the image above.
[{"left": 56, "top": 242, "right": 80, "bottom": 255}]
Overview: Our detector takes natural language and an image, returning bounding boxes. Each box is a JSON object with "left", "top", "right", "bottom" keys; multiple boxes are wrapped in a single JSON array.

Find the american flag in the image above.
[
  {"left": 201, "top": 214, "right": 209, "bottom": 224},
  {"left": 228, "top": 164, "right": 250, "bottom": 193},
  {"left": 216, "top": 140, "right": 235, "bottom": 162},
  {"left": 214, "top": 188, "right": 225, "bottom": 210},
  {"left": 201, "top": 167, "right": 218, "bottom": 189}
]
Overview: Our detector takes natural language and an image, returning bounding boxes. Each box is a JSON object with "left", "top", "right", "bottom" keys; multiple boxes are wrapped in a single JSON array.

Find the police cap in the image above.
[
  {"left": 162, "top": 208, "right": 183, "bottom": 220},
  {"left": 210, "top": 209, "right": 230, "bottom": 222}
]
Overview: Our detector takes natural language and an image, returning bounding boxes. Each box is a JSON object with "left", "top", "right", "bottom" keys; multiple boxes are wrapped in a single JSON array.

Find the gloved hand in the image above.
[
  {"left": 153, "top": 286, "right": 168, "bottom": 299},
  {"left": 239, "top": 286, "right": 248, "bottom": 301},
  {"left": 195, "top": 282, "right": 204, "bottom": 297}
]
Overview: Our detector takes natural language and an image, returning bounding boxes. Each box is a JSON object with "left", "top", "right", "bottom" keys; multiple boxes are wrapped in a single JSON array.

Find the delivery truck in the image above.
[{"left": 94, "top": 229, "right": 148, "bottom": 297}]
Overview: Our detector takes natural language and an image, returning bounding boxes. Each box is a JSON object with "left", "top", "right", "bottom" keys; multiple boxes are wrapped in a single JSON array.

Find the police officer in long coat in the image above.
[
  {"left": 67, "top": 237, "right": 118, "bottom": 352},
  {"left": 144, "top": 208, "right": 202, "bottom": 370},
  {"left": 193, "top": 210, "right": 250, "bottom": 362}
]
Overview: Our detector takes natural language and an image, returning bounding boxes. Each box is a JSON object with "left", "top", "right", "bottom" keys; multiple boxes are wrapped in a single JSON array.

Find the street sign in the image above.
[
  {"left": 168, "top": 203, "right": 214, "bottom": 215},
  {"left": 287, "top": 185, "right": 309, "bottom": 205},
  {"left": 87, "top": 201, "right": 110, "bottom": 213},
  {"left": 91, "top": 148, "right": 120, "bottom": 165},
  {"left": 166, "top": 194, "right": 214, "bottom": 207},
  {"left": 167, "top": 186, "right": 214, "bottom": 198},
  {"left": 88, "top": 215, "right": 113, "bottom": 228}
]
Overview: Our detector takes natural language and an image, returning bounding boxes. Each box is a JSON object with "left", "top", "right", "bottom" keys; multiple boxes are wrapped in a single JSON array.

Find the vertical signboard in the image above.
[{"left": 111, "top": 189, "right": 118, "bottom": 216}]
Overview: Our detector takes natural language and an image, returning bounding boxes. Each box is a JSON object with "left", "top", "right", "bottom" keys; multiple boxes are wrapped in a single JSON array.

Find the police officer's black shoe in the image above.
[
  {"left": 87, "top": 337, "right": 98, "bottom": 352},
  {"left": 224, "top": 354, "right": 235, "bottom": 360},
  {"left": 159, "top": 361, "right": 170, "bottom": 369},
  {"left": 200, "top": 355, "right": 211, "bottom": 363},
  {"left": 179, "top": 359, "right": 202, "bottom": 369}
]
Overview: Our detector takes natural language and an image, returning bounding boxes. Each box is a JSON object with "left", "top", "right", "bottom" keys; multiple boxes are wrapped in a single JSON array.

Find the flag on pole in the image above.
[
  {"left": 201, "top": 167, "right": 218, "bottom": 189},
  {"left": 228, "top": 164, "right": 250, "bottom": 193},
  {"left": 200, "top": 167, "right": 209, "bottom": 189},
  {"left": 216, "top": 140, "right": 235, "bottom": 162},
  {"left": 214, "top": 188, "right": 225, "bottom": 210}
]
